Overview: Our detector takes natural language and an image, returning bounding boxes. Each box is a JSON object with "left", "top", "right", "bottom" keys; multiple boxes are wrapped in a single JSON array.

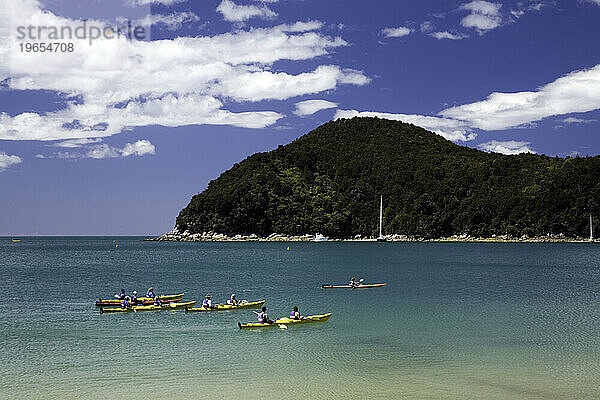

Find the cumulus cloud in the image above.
[
  {"left": 478, "top": 140, "right": 534, "bottom": 155},
  {"left": 121, "top": 139, "right": 155, "bottom": 156},
  {"left": 460, "top": 1, "right": 503, "bottom": 33},
  {"left": 439, "top": 65, "right": 600, "bottom": 130},
  {"left": 429, "top": 31, "right": 468, "bottom": 40},
  {"left": 0, "top": 152, "right": 23, "bottom": 171},
  {"left": 51, "top": 140, "right": 156, "bottom": 159},
  {"left": 217, "top": 0, "right": 277, "bottom": 22},
  {"left": 0, "top": 1, "right": 368, "bottom": 141},
  {"left": 334, "top": 109, "right": 476, "bottom": 142},
  {"left": 294, "top": 99, "right": 338, "bottom": 116},
  {"left": 381, "top": 27, "right": 412, "bottom": 38}
]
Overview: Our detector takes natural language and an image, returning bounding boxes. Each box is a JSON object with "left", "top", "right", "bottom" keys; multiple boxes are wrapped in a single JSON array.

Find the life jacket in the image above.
[
  {"left": 116, "top": 292, "right": 125, "bottom": 300},
  {"left": 226, "top": 299, "right": 233, "bottom": 305},
  {"left": 154, "top": 298, "right": 162, "bottom": 306},
  {"left": 202, "top": 299, "right": 211, "bottom": 307},
  {"left": 121, "top": 300, "right": 130, "bottom": 308},
  {"left": 258, "top": 312, "right": 266, "bottom": 322},
  {"left": 131, "top": 295, "right": 137, "bottom": 303},
  {"left": 290, "top": 310, "right": 298, "bottom": 318},
  {"left": 146, "top": 290, "right": 155, "bottom": 298}
]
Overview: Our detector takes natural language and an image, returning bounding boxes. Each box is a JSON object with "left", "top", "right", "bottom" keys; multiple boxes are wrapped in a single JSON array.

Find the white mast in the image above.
[
  {"left": 379, "top": 195, "right": 383, "bottom": 238},
  {"left": 590, "top": 214, "right": 593, "bottom": 240}
]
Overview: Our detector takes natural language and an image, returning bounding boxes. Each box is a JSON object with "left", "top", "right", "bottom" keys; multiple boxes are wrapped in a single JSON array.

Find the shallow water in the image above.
[{"left": 1, "top": 238, "right": 599, "bottom": 399}]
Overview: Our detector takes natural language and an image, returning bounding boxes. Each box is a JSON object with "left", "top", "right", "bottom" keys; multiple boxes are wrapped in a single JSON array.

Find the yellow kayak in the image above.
[
  {"left": 162, "top": 301, "right": 196, "bottom": 309},
  {"left": 95, "top": 293, "right": 184, "bottom": 307},
  {"left": 186, "top": 300, "right": 265, "bottom": 312},
  {"left": 100, "top": 305, "right": 161, "bottom": 313},
  {"left": 238, "top": 313, "right": 332, "bottom": 329}
]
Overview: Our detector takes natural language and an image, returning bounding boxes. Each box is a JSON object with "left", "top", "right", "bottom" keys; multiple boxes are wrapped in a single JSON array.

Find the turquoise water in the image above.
[{"left": 1, "top": 238, "right": 600, "bottom": 399}]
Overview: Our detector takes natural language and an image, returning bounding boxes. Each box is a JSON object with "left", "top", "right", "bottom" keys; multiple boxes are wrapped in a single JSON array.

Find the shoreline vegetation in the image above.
[
  {"left": 146, "top": 228, "right": 597, "bottom": 243},
  {"left": 172, "top": 118, "right": 600, "bottom": 241}
]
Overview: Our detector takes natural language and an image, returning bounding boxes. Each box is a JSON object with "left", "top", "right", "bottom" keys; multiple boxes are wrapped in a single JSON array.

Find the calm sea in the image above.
[{"left": 1, "top": 237, "right": 599, "bottom": 399}]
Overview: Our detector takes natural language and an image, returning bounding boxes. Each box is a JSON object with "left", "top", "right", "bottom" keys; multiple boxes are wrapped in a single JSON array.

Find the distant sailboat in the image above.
[
  {"left": 377, "top": 195, "right": 386, "bottom": 242},
  {"left": 590, "top": 214, "right": 594, "bottom": 241}
]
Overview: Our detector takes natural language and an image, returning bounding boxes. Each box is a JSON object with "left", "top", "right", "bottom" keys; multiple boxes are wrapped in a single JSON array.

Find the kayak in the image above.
[
  {"left": 162, "top": 300, "right": 196, "bottom": 309},
  {"left": 100, "top": 301, "right": 196, "bottom": 313},
  {"left": 321, "top": 283, "right": 387, "bottom": 289},
  {"left": 95, "top": 293, "right": 184, "bottom": 307},
  {"left": 238, "top": 313, "right": 332, "bottom": 329},
  {"left": 100, "top": 305, "right": 161, "bottom": 313},
  {"left": 186, "top": 300, "right": 265, "bottom": 312}
]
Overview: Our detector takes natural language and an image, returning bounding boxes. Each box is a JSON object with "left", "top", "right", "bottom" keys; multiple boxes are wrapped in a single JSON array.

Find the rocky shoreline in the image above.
[{"left": 146, "top": 228, "right": 597, "bottom": 243}]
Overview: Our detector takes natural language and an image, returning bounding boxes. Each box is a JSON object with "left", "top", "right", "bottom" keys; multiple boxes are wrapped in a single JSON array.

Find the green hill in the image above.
[{"left": 175, "top": 117, "right": 600, "bottom": 238}]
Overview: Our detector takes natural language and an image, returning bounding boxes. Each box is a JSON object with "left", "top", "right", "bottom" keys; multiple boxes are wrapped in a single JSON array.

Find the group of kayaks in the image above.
[
  {"left": 97, "top": 280, "right": 386, "bottom": 329},
  {"left": 96, "top": 294, "right": 266, "bottom": 314}
]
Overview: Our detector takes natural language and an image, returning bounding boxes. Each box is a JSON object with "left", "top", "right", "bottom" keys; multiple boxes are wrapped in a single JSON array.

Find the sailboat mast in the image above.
[
  {"left": 379, "top": 195, "right": 383, "bottom": 237},
  {"left": 590, "top": 214, "right": 593, "bottom": 240}
]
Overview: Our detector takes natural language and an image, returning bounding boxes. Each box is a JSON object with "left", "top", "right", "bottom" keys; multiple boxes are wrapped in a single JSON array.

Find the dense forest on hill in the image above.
[{"left": 175, "top": 117, "right": 600, "bottom": 238}]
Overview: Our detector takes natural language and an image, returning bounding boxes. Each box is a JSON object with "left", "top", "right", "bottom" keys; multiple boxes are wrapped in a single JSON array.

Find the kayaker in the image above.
[
  {"left": 290, "top": 306, "right": 306, "bottom": 320},
  {"left": 257, "top": 306, "right": 274, "bottom": 324},
  {"left": 202, "top": 294, "right": 214, "bottom": 309},
  {"left": 227, "top": 294, "right": 239, "bottom": 306},
  {"left": 146, "top": 287, "right": 155, "bottom": 298},
  {"left": 131, "top": 290, "right": 139, "bottom": 305},
  {"left": 121, "top": 296, "right": 131, "bottom": 309},
  {"left": 153, "top": 295, "right": 162, "bottom": 306},
  {"left": 349, "top": 277, "right": 357, "bottom": 287},
  {"left": 115, "top": 288, "right": 126, "bottom": 300}
]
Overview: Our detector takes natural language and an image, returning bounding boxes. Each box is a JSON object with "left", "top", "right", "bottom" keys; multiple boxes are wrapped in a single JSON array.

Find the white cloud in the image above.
[
  {"left": 440, "top": 65, "right": 600, "bottom": 130},
  {"left": 294, "top": 99, "right": 338, "bottom": 116},
  {"left": 0, "top": 1, "right": 367, "bottom": 141},
  {"left": 0, "top": 152, "right": 23, "bottom": 171},
  {"left": 132, "top": 12, "right": 200, "bottom": 30},
  {"left": 216, "top": 0, "right": 277, "bottom": 22},
  {"left": 460, "top": 1, "right": 503, "bottom": 32},
  {"left": 52, "top": 140, "right": 156, "bottom": 159},
  {"left": 478, "top": 140, "right": 534, "bottom": 155},
  {"left": 381, "top": 27, "right": 412, "bottom": 38},
  {"left": 429, "top": 31, "right": 468, "bottom": 40},
  {"left": 334, "top": 109, "right": 476, "bottom": 142},
  {"left": 121, "top": 139, "right": 156, "bottom": 157},
  {"left": 53, "top": 138, "right": 103, "bottom": 148},
  {"left": 561, "top": 117, "right": 597, "bottom": 124},
  {"left": 212, "top": 66, "right": 369, "bottom": 102}
]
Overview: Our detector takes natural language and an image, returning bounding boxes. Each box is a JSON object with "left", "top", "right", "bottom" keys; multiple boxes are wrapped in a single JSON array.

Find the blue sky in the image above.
[{"left": 1, "top": 0, "right": 600, "bottom": 235}]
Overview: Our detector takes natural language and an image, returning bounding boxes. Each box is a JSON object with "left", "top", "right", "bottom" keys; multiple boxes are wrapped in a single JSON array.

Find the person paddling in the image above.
[
  {"left": 146, "top": 287, "right": 155, "bottom": 298},
  {"left": 115, "top": 288, "right": 126, "bottom": 300},
  {"left": 202, "top": 294, "right": 214, "bottom": 309},
  {"left": 227, "top": 294, "right": 239, "bottom": 306},
  {"left": 121, "top": 296, "right": 131, "bottom": 309},
  {"left": 131, "top": 290, "right": 140, "bottom": 305},
  {"left": 153, "top": 295, "right": 162, "bottom": 306},
  {"left": 257, "top": 306, "right": 274, "bottom": 324},
  {"left": 290, "top": 306, "right": 306, "bottom": 320}
]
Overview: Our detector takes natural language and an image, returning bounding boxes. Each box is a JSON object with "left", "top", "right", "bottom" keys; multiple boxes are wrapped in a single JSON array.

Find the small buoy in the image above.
[{"left": 286, "top": 246, "right": 290, "bottom": 251}]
